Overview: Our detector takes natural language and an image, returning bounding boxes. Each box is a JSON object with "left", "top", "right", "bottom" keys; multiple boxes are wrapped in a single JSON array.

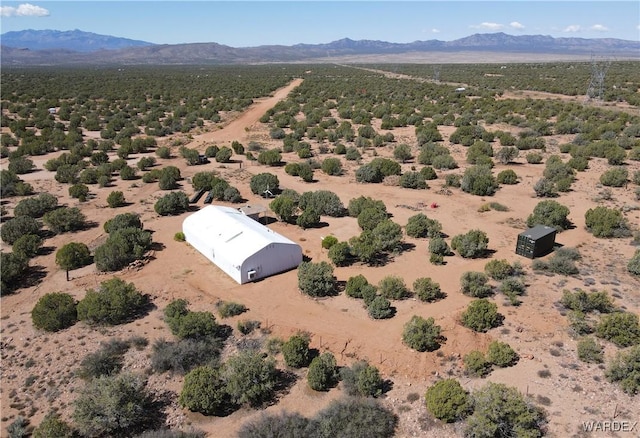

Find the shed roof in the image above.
[
  {"left": 519, "top": 224, "right": 556, "bottom": 240},
  {"left": 183, "top": 205, "right": 297, "bottom": 266}
]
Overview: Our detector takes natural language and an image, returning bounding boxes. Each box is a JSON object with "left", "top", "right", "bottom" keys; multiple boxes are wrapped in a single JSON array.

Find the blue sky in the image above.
[{"left": 1, "top": 1, "right": 639, "bottom": 47}]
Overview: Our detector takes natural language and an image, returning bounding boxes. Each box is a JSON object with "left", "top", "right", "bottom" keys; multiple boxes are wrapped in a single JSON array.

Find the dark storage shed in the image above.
[{"left": 516, "top": 225, "right": 556, "bottom": 258}]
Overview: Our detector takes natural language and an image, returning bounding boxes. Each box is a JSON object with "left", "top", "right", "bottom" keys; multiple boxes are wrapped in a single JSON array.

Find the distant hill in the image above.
[
  {"left": 0, "top": 29, "right": 154, "bottom": 52},
  {"left": 1, "top": 30, "right": 638, "bottom": 65}
]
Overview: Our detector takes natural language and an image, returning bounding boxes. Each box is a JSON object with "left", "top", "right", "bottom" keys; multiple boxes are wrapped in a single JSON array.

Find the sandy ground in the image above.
[{"left": 1, "top": 76, "right": 640, "bottom": 437}]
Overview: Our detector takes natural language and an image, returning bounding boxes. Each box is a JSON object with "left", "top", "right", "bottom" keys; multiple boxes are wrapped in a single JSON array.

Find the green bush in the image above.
[
  {"left": 307, "top": 352, "right": 339, "bottom": 391},
  {"left": 461, "top": 299, "right": 503, "bottom": 332},
  {"left": 585, "top": 206, "right": 631, "bottom": 238},
  {"left": 321, "top": 235, "right": 338, "bottom": 249},
  {"left": 12, "top": 233, "right": 43, "bottom": 259},
  {"left": 55, "top": 242, "right": 92, "bottom": 271},
  {"left": 107, "top": 190, "right": 126, "bottom": 208},
  {"left": 297, "top": 261, "right": 336, "bottom": 297},
  {"left": 73, "top": 373, "right": 154, "bottom": 437},
  {"left": 215, "top": 146, "right": 233, "bottom": 163},
  {"left": 526, "top": 200, "right": 571, "bottom": 231},
  {"left": 496, "top": 169, "right": 518, "bottom": 184},
  {"left": 451, "top": 229, "right": 489, "bottom": 258},
  {"left": 151, "top": 338, "right": 221, "bottom": 375},
  {"left": 217, "top": 301, "right": 248, "bottom": 318},
  {"left": 32, "top": 412, "right": 74, "bottom": 438},
  {"left": 605, "top": 345, "right": 640, "bottom": 395},
  {"left": 43, "top": 207, "right": 87, "bottom": 234},
  {"left": 345, "top": 275, "right": 372, "bottom": 299},
  {"left": 577, "top": 337, "right": 604, "bottom": 363},
  {"left": 78, "top": 338, "right": 130, "bottom": 379},
  {"left": 1, "top": 252, "right": 29, "bottom": 295},
  {"left": 347, "top": 196, "right": 386, "bottom": 218},
  {"left": 257, "top": 148, "right": 281, "bottom": 166},
  {"left": 104, "top": 212, "right": 143, "bottom": 233},
  {"left": 69, "top": 183, "right": 90, "bottom": 201},
  {"left": 154, "top": 191, "right": 190, "bottom": 216},
  {"left": 464, "top": 383, "right": 546, "bottom": 438},
  {"left": 250, "top": 172, "right": 279, "bottom": 195},
  {"left": 282, "top": 333, "right": 311, "bottom": 368},
  {"left": 77, "top": 278, "right": 148, "bottom": 325},
  {"left": 428, "top": 236, "right": 450, "bottom": 256},
  {"left": 460, "top": 165, "right": 498, "bottom": 196},
  {"left": 484, "top": 259, "right": 515, "bottom": 280},
  {"left": 321, "top": 157, "right": 343, "bottom": 175},
  {"left": 486, "top": 341, "right": 519, "bottom": 367},
  {"left": 596, "top": 312, "right": 640, "bottom": 347},
  {"left": 378, "top": 275, "right": 411, "bottom": 300},
  {"left": 340, "top": 361, "right": 385, "bottom": 397},
  {"left": 13, "top": 193, "right": 58, "bottom": 218},
  {"left": 424, "top": 379, "right": 471, "bottom": 423},
  {"left": 169, "top": 311, "right": 221, "bottom": 341},
  {"left": 413, "top": 277, "right": 445, "bottom": 302},
  {"left": 179, "top": 365, "right": 227, "bottom": 415},
  {"left": 460, "top": 271, "right": 492, "bottom": 298},
  {"left": 367, "top": 296, "right": 394, "bottom": 319},
  {"left": 328, "top": 241, "right": 351, "bottom": 267},
  {"left": 223, "top": 350, "right": 278, "bottom": 407},
  {"left": 629, "top": 250, "right": 640, "bottom": 276},
  {"left": 402, "top": 315, "right": 443, "bottom": 352},
  {"left": 308, "top": 397, "right": 397, "bottom": 438},
  {"left": 238, "top": 412, "right": 309, "bottom": 438},
  {"left": 463, "top": 350, "right": 491, "bottom": 377},
  {"left": 298, "top": 190, "right": 345, "bottom": 217},
  {"left": 31, "top": 292, "right": 77, "bottom": 332},
  {"left": 560, "top": 289, "right": 615, "bottom": 313},
  {"left": 405, "top": 213, "right": 442, "bottom": 238},
  {"left": 600, "top": 167, "right": 628, "bottom": 187},
  {"left": 1, "top": 215, "right": 41, "bottom": 245}
]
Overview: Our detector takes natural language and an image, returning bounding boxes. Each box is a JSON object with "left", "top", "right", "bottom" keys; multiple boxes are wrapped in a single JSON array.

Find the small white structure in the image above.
[{"left": 182, "top": 205, "right": 302, "bottom": 284}]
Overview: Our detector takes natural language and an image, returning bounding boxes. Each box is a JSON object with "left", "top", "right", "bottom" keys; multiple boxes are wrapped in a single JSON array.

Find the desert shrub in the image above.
[
  {"left": 321, "top": 235, "right": 338, "bottom": 249},
  {"left": 1, "top": 252, "right": 29, "bottom": 294},
  {"left": 340, "top": 361, "right": 385, "bottom": 397},
  {"left": 367, "top": 296, "right": 394, "bottom": 319},
  {"left": 460, "top": 165, "right": 498, "bottom": 196},
  {"left": 55, "top": 242, "right": 92, "bottom": 271},
  {"left": 154, "top": 191, "right": 190, "bottom": 216},
  {"left": 428, "top": 236, "right": 450, "bottom": 257},
  {"left": 486, "top": 341, "right": 519, "bottom": 367},
  {"left": 605, "top": 345, "right": 640, "bottom": 395},
  {"left": 577, "top": 337, "right": 604, "bottom": 363},
  {"left": 600, "top": 167, "right": 628, "bottom": 187},
  {"left": 560, "top": 289, "right": 615, "bottom": 313},
  {"left": 296, "top": 208, "right": 320, "bottom": 229},
  {"left": 104, "top": 212, "right": 142, "bottom": 233},
  {"left": 151, "top": 338, "right": 221, "bottom": 375},
  {"left": 238, "top": 412, "right": 309, "bottom": 438},
  {"left": 299, "top": 190, "right": 345, "bottom": 217},
  {"left": 204, "top": 145, "right": 219, "bottom": 158},
  {"left": 495, "top": 146, "right": 519, "bottom": 164},
  {"left": 309, "top": 397, "right": 397, "bottom": 438},
  {"left": 237, "top": 320, "right": 261, "bottom": 335},
  {"left": 257, "top": 148, "right": 281, "bottom": 166},
  {"left": 77, "top": 278, "right": 148, "bottom": 325},
  {"left": 420, "top": 166, "right": 437, "bottom": 180},
  {"left": 585, "top": 206, "right": 631, "bottom": 238},
  {"left": 533, "top": 247, "right": 581, "bottom": 275},
  {"left": 13, "top": 193, "right": 58, "bottom": 218},
  {"left": 179, "top": 365, "right": 228, "bottom": 415},
  {"left": 78, "top": 338, "right": 131, "bottom": 379},
  {"left": 119, "top": 165, "right": 138, "bottom": 180},
  {"left": 464, "top": 383, "right": 547, "bottom": 438},
  {"left": 69, "top": 183, "right": 89, "bottom": 201},
  {"left": 217, "top": 301, "right": 248, "bottom": 318},
  {"left": 215, "top": 146, "right": 233, "bottom": 163},
  {"left": 355, "top": 163, "right": 384, "bottom": 183},
  {"left": 413, "top": 278, "right": 445, "bottom": 302},
  {"left": 106, "top": 190, "right": 125, "bottom": 207},
  {"left": 8, "top": 155, "right": 35, "bottom": 174},
  {"left": 461, "top": 299, "right": 503, "bottom": 332},
  {"left": 31, "top": 292, "right": 77, "bottom": 332},
  {"left": 307, "top": 352, "right": 339, "bottom": 391},
  {"left": 94, "top": 227, "right": 152, "bottom": 271},
  {"left": 499, "top": 277, "right": 526, "bottom": 305},
  {"left": 484, "top": 259, "right": 514, "bottom": 280},
  {"left": 444, "top": 173, "right": 461, "bottom": 187},
  {"left": 432, "top": 154, "right": 458, "bottom": 169},
  {"left": 629, "top": 250, "right": 640, "bottom": 276},
  {"left": 169, "top": 311, "right": 221, "bottom": 341},
  {"left": 463, "top": 350, "right": 491, "bottom": 377},
  {"left": 526, "top": 200, "right": 571, "bottom": 231},
  {"left": 378, "top": 275, "right": 411, "bottom": 300},
  {"left": 357, "top": 207, "right": 388, "bottom": 231},
  {"left": 568, "top": 311, "right": 595, "bottom": 337},
  {"left": 282, "top": 333, "right": 311, "bottom": 368},
  {"left": 1, "top": 216, "right": 41, "bottom": 245},
  {"left": 223, "top": 350, "right": 278, "bottom": 407},
  {"left": 460, "top": 271, "right": 492, "bottom": 298},
  {"left": 424, "top": 379, "right": 471, "bottom": 423},
  {"left": 345, "top": 275, "right": 371, "bottom": 299},
  {"left": 32, "top": 412, "right": 74, "bottom": 438},
  {"left": 43, "top": 207, "right": 86, "bottom": 234},
  {"left": 596, "top": 312, "right": 640, "bottom": 347},
  {"left": 347, "top": 196, "right": 386, "bottom": 218},
  {"left": 250, "top": 172, "right": 279, "bottom": 195},
  {"left": 270, "top": 195, "right": 297, "bottom": 223},
  {"left": 451, "top": 229, "right": 489, "bottom": 258},
  {"left": 496, "top": 169, "right": 518, "bottom": 184},
  {"left": 297, "top": 261, "right": 336, "bottom": 297},
  {"left": 405, "top": 213, "right": 442, "bottom": 238},
  {"left": 321, "top": 157, "right": 343, "bottom": 175},
  {"left": 327, "top": 241, "right": 351, "bottom": 267},
  {"left": 533, "top": 177, "right": 558, "bottom": 197},
  {"left": 73, "top": 373, "right": 154, "bottom": 437},
  {"left": 402, "top": 315, "right": 443, "bottom": 352},
  {"left": 6, "top": 416, "right": 28, "bottom": 438},
  {"left": 12, "top": 233, "right": 43, "bottom": 259}
]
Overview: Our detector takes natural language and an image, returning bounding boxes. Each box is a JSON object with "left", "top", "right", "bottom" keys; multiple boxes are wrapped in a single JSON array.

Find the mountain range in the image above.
[{"left": 1, "top": 29, "right": 638, "bottom": 65}]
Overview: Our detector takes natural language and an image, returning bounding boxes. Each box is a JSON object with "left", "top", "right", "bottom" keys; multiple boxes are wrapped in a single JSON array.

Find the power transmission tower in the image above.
[{"left": 585, "top": 54, "right": 611, "bottom": 103}]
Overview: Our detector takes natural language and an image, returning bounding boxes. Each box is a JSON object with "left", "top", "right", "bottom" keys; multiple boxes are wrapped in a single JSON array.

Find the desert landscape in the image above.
[{"left": 1, "top": 62, "right": 639, "bottom": 438}]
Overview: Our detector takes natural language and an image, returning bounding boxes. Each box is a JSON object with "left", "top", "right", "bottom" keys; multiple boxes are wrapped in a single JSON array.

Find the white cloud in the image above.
[
  {"left": 590, "top": 24, "right": 608, "bottom": 32},
  {"left": 471, "top": 22, "right": 505, "bottom": 31},
  {"left": 563, "top": 24, "right": 582, "bottom": 33},
  {"left": 431, "top": 28, "right": 440, "bottom": 33},
  {"left": 510, "top": 21, "right": 525, "bottom": 30},
  {"left": 0, "top": 3, "right": 49, "bottom": 17}
]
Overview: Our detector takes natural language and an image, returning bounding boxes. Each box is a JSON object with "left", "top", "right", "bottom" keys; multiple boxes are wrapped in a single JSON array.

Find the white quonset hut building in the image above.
[{"left": 182, "top": 205, "right": 302, "bottom": 284}]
